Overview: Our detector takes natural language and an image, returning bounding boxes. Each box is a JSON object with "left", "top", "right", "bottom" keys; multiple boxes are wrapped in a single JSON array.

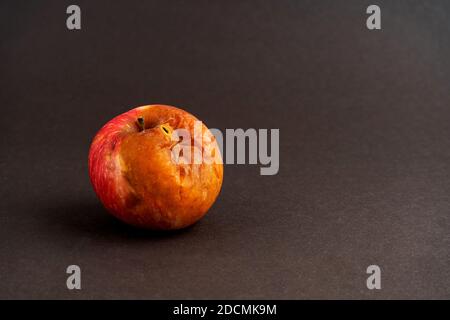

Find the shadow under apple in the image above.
[{"left": 39, "top": 197, "right": 196, "bottom": 243}]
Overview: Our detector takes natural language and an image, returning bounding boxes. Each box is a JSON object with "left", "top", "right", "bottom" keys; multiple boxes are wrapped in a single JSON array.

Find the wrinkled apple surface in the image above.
[{"left": 88, "top": 105, "right": 223, "bottom": 230}]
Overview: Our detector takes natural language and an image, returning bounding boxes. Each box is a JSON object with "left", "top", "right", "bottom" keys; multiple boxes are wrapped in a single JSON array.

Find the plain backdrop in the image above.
[{"left": 0, "top": 0, "right": 449, "bottom": 299}]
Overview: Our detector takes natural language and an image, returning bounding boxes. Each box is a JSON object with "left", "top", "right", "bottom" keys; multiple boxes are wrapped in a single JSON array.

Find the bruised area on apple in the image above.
[{"left": 88, "top": 105, "right": 223, "bottom": 230}]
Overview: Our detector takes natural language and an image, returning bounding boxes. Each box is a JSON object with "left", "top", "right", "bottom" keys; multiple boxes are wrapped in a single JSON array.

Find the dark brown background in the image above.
[{"left": 1, "top": 0, "right": 449, "bottom": 299}]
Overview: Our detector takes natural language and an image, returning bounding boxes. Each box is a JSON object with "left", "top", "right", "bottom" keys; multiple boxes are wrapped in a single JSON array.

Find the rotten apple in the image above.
[{"left": 88, "top": 104, "right": 223, "bottom": 230}]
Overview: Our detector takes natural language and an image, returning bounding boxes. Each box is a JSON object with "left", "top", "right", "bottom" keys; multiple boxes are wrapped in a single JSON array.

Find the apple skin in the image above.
[{"left": 88, "top": 105, "right": 223, "bottom": 230}]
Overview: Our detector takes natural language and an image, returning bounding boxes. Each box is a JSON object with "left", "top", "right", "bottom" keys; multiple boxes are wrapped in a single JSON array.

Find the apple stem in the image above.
[{"left": 137, "top": 117, "right": 145, "bottom": 132}]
